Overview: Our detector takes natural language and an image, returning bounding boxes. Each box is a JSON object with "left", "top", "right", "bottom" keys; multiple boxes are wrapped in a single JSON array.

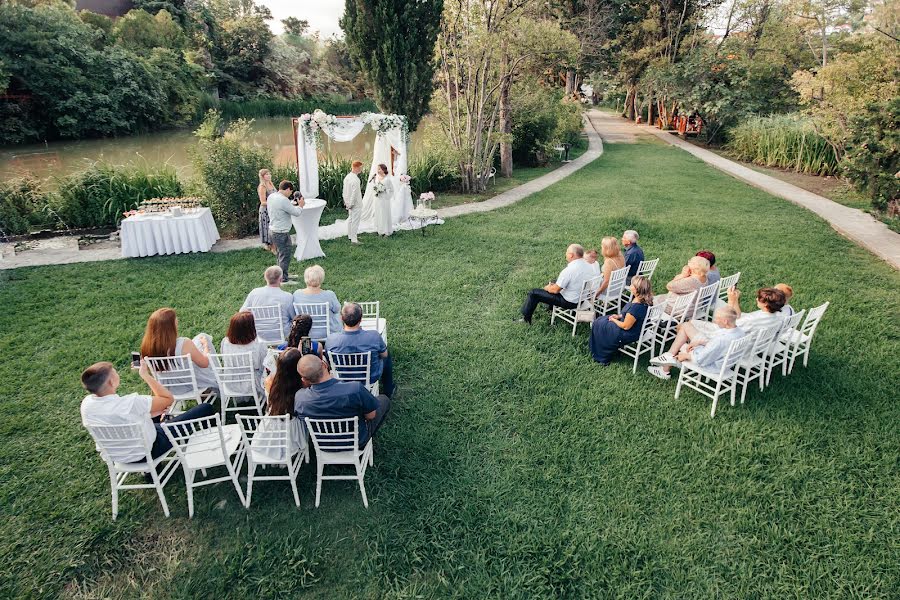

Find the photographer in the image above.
[{"left": 266, "top": 180, "right": 305, "bottom": 284}]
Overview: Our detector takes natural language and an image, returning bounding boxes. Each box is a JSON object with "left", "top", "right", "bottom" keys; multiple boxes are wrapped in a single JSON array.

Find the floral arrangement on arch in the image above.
[
  {"left": 361, "top": 112, "right": 410, "bottom": 143},
  {"left": 298, "top": 110, "right": 340, "bottom": 149}
]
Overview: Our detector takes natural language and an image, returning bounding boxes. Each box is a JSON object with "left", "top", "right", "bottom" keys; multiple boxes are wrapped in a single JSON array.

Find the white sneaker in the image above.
[
  {"left": 647, "top": 366, "right": 671, "bottom": 380},
  {"left": 650, "top": 353, "right": 679, "bottom": 367}
]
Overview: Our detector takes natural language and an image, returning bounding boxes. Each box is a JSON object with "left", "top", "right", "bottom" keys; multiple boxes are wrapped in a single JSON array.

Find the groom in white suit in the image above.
[{"left": 343, "top": 160, "right": 363, "bottom": 245}]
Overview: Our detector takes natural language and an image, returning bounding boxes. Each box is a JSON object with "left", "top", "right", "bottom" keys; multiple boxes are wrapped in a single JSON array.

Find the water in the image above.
[{"left": 0, "top": 117, "right": 432, "bottom": 183}]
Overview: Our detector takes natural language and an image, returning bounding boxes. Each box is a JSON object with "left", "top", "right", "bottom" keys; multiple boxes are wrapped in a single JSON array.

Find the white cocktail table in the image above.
[{"left": 290, "top": 198, "right": 327, "bottom": 261}]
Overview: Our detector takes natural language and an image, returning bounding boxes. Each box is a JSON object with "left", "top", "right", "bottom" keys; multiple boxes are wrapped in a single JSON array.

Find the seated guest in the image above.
[
  {"left": 589, "top": 275, "right": 653, "bottom": 365},
  {"left": 294, "top": 354, "right": 390, "bottom": 448},
  {"left": 775, "top": 283, "right": 795, "bottom": 316},
  {"left": 727, "top": 286, "right": 785, "bottom": 332},
  {"left": 278, "top": 314, "right": 324, "bottom": 357},
  {"left": 622, "top": 230, "right": 644, "bottom": 283},
  {"left": 326, "top": 302, "right": 395, "bottom": 397},
  {"left": 696, "top": 250, "right": 719, "bottom": 285},
  {"left": 585, "top": 249, "right": 602, "bottom": 276},
  {"left": 80, "top": 360, "right": 214, "bottom": 460},
  {"left": 595, "top": 236, "right": 626, "bottom": 296},
  {"left": 259, "top": 348, "right": 307, "bottom": 459},
  {"left": 140, "top": 307, "right": 218, "bottom": 393},
  {"left": 653, "top": 255, "right": 709, "bottom": 317},
  {"left": 518, "top": 244, "right": 595, "bottom": 324},
  {"left": 220, "top": 311, "right": 268, "bottom": 398},
  {"left": 293, "top": 264, "right": 341, "bottom": 339},
  {"left": 648, "top": 306, "right": 745, "bottom": 380},
  {"left": 241, "top": 266, "right": 296, "bottom": 334}
]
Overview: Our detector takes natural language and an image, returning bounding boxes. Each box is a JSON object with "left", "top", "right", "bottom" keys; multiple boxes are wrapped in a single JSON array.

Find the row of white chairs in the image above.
[
  {"left": 85, "top": 411, "right": 375, "bottom": 520},
  {"left": 249, "top": 301, "right": 382, "bottom": 346}
]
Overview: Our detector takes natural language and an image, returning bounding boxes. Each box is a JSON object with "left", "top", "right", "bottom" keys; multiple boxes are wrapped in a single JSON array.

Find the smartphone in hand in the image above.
[{"left": 131, "top": 352, "right": 141, "bottom": 369}]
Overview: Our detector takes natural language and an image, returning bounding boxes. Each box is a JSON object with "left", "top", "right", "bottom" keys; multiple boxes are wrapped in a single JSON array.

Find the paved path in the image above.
[
  {"left": 0, "top": 114, "right": 604, "bottom": 270},
  {"left": 635, "top": 123, "right": 900, "bottom": 270}
]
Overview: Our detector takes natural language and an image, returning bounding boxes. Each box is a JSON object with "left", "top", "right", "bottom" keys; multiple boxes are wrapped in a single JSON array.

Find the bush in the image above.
[
  {"left": 51, "top": 163, "right": 181, "bottom": 229},
  {"left": 408, "top": 151, "right": 458, "bottom": 197},
  {"left": 842, "top": 99, "right": 899, "bottom": 213},
  {"left": 0, "top": 177, "right": 45, "bottom": 236},
  {"left": 511, "top": 86, "right": 583, "bottom": 167},
  {"left": 726, "top": 115, "right": 840, "bottom": 176},
  {"left": 191, "top": 114, "right": 271, "bottom": 237}
]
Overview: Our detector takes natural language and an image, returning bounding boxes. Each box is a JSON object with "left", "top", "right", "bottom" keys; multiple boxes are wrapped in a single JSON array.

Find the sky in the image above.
[{"left": 260, "top": 1, "right": 344, "bottom": 37}]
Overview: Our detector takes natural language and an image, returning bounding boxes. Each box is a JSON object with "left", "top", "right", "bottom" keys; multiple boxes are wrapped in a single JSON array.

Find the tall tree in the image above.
[{"left": 341, "top": 0, "right": 443, "bottom": 131}]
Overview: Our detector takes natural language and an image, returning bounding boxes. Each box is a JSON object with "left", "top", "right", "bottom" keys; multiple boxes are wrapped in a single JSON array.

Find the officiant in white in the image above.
[
  {"left": 370, "top": 163, "right": 394, "bottom": 237},
  {"left": 343, "top": 160, "right": 364, "bottom": 245}
]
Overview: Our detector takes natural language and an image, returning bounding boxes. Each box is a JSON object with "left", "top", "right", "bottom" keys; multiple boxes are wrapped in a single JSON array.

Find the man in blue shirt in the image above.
[
  {"left": 622, "top": 229, "right": 644, "bottom": 283},
  {"left": 326, "top": 302, "right": 395, "bottom": 397},
  {"left": 294, "top": 354, "right": 390, "bottom": 447}
]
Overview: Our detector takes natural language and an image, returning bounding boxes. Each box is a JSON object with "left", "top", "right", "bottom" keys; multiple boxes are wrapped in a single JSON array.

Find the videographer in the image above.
[{"left": 267, "top": 180, "right": 305, "bottom": 284}]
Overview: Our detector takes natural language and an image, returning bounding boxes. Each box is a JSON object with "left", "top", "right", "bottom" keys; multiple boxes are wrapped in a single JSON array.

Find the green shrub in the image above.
[
  {"left": 0, "top": 177, "right": 45, "bottom": 236},
  {"left": 191, "top": 114, "right": 271, "bottom": 237},
  {"left": 51, "top": 163, "right": 181, "bottom": 229},
  {"left": 511, "top": 85, "right": 583, "bottom": 166},
  {"left": 272, "top": 157, "right": 359, "bottom": 213},
  {"left": 408, "top": 151, "right": 458, "bottom": 196},
  {"left": 842, "top": 99, "right": 899, "bottom": 214},
  {"left": 726, "top": 115, "right": 840, "bottom": 176}
]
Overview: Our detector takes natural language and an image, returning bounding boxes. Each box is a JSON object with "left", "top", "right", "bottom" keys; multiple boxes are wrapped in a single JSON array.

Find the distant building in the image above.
[{"left": 75, "top": 0, "right": 134, "bottom": 18}]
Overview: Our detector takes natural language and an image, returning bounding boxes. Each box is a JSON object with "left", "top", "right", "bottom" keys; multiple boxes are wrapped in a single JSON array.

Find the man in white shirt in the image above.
[
  {"left": 343, "top": 160, "right": 364, "bottom": 245},
  {"left": 648, "top": 306, "right": 746, "bottom": 380},
  {"left": 518, "top": 244, "right": 595, "bottom": 324},
  {"left": 267, "top": 180, "right": 305, "bottom": 283},
  {"left": 80, "top": 360, "right": 214, "bottom": 462},
  {"left": 241, "top": 265, "right": 296, "bottom": 333}
]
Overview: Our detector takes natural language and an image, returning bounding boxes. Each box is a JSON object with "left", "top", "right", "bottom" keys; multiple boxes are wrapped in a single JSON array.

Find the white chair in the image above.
[
  {"left": 694, "top": 281, "right": 721, "bottom": 321},
  {"left": 145, "top": 355, "right": 215, "bottom": 413},
  {"left": 619, "top": 304, "right": 666, "bottom": 373},
  {"left": 675, "top": 332, "right": 758, "bottom": 418},
  {"left": 248, "top": 305, "right": 285, "bottom": 346},
  {"left": 162, "top": 414, "right": 246, "bottom": 518},
  {"left": 717, "top": 272, "right": 741, "bottom": 303},
  {"left": 84, "top": 422, "right": 180, "bottom": 519},
  {"left": 786, "top": 302, "right": 830, "bottom": 374},
  {"left": 621, "top": 258, "right": 660, "bottom": 302},
  {"left": 593, "top": 266, "right": 629, "bottom": 316},
  {"left": 356, "top": 300, "right": 387, "bottom": 342},
  {"left": 237, "top": 414, "right": 308, "bottom": 508},
  {"left": 328, "top": 350, "right": 378, "bottom": 395},
  {"left": 766, "top": 310, "right": 806, "bottom": 385},
  {"left": 304, "top": 417, "right": 374, "bottom": 508},
  {"left": 653, "top": 291, "right": 698, "bottom": 354},
  {"left": 487, "top": 166, "right": 496, "bottom": 186},
  {"left": 735, "top": 323, "right": 782, "bottom": 404},
  {"left": 294, "top": 302, "right": 331, "bottom": 341},
  {"left": 551, "top": 275, "right": 602, "bottom": 336},
  {"left": 208, "top": 352, "right": 265, "bottom": 421}
]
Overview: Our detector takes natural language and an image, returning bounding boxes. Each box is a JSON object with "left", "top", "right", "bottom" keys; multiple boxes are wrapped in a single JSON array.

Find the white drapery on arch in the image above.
[{"left": 292, "top": 110, "right": 414, "bottom": 234}]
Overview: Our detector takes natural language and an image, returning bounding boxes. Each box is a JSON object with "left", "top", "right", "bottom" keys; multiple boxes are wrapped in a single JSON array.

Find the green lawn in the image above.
[{"left": 1, "top": 140, "right": 898, "bottom": 598}]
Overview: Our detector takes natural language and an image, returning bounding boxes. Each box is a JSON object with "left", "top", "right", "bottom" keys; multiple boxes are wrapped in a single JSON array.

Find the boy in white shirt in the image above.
[{"left": 80, "top": 360, "right": 214, "bottom": 462}]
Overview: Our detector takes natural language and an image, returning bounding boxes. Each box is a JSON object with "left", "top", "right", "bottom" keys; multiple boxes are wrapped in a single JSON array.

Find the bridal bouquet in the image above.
[
  {"left": 373, "top": 181, "right": 387, "bottom": 197},
  {"left": 399, "top": 174, "right": 411, "bottom": 185}
]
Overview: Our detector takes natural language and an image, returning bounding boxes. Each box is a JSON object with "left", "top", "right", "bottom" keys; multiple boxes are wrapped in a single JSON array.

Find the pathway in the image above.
[
  {"left": 606, "top": 117, "right": 900, "bottom": 270},
  {"left": 0, "top": 113, "right": 605, "bottom": 270}
]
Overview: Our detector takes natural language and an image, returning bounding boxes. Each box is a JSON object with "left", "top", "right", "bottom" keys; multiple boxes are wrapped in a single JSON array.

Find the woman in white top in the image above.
[
  {"left": 292, "top": 264, "right": 341, "bottom": 338},
  {"left": 140, "top": 307, "right": 219, "bottom": 393},
  {"left": 373, "top": 163, "right": 394, "bottom": 236},
  {"left": 220, "top": 311, "right": 268, "bottom": 398}
]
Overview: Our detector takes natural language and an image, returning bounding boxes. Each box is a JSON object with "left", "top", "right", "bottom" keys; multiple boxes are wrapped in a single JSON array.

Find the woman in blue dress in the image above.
[{"left": 589, "top": 275, "right": 653, "bottom": 365}]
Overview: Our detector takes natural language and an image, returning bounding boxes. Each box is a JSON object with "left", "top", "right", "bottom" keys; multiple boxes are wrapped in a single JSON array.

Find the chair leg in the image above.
[
  {"left": 289, "top": 461, "right": 301, "bottom": 508},
  {"left": 245, "top": 462, "right": 255, "bottom": 508},
  {"left": 185, "top": 471, "right": 195, "bottom": 519},
  {"left": 357, "top": 463, "right": 369, "bottom": 508},
  {"left": 314, "top": 461, "right": 323, "bottom": 508},
  {"left": 150, "top": 467, "right": 170, "bottom": 517},
  {"left": 108, "top": 466, "right": 119, "bottom": 520},
  {"left": 226, "top": 458, "right": 246, "bottom": 508},
  {"left": 674, "top": 370, "right": 684, "bottom": 399}
]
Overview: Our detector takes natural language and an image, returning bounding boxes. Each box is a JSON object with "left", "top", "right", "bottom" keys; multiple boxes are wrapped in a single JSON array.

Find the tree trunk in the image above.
[
  {"left": 499, "top": 46, "right": 513, "bottom": 178},
  {"left": 624, "top": 86, "right": 635, "bottom": 120},
  {"left": 566, "top": 69, "right": 576, "bottom": 96}
]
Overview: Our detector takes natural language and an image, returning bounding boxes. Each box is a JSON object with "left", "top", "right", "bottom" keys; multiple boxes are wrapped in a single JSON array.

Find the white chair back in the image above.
[
  {"left": 145, "top": 355, "right": 202, "bottom": 402},
  {"left": 694, "top": 281, "right": 720, "bottom": 321},
  {"left": 668, "top": 290, "right": 698, "bottom": 322},
  {"left": 85, "top": 422, "right": 152, "bottom": 465},
  {"left": 209, "top": 352, "right": 264, "bottom": 417},
  {"left": 720, "top": 332, "right": 758, "bottom": 376},
  {"left": 619, "top": 303, "right": 666, "bottom": 374},
  {"left": 305, "top": 416, "right": 360, "bottom": 454},
  {"left": 717, "top": 272, "right": 741, "bottom": 301},
  {"left": 328, "top": 351, "right": 374, "bottom": 389},
  {"left": 294, "top": 302, "right": 331, "bottom": 340},
  {"left": 799, "top": 301, "right": 829, "bottom": 339},
  {"left": 357, "top": 301, "right": 380, "bottom": 322},
  {"left": 635, "top": 258, "right": 659, "bottom": 280},
  {"left": 248, "top": 305, "right": 285, "bottom": 345},
  {"left": 605, "top": 266, "right": 630, "bottom": 299},
  {"left": 238, "top": 414, "right": 292, "bottom": 464},
  {"left": 579, "top": 275, "right": 603, "bottom": 308}
]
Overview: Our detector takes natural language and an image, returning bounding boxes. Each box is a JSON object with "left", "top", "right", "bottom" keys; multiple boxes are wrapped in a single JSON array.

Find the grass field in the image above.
[{"left": 1, "top": 140, "right": 898, "bottom": 598}]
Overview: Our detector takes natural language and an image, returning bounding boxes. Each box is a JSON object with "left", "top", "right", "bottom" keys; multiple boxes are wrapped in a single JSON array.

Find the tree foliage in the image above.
[{"left": 341, "top": 0, "right": 443, "bottom": 131}]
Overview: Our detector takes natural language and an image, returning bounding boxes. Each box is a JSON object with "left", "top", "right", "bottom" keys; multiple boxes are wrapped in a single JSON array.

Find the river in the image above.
[{"left": 0, "top": 117, "right": 433, "bottom": 183}]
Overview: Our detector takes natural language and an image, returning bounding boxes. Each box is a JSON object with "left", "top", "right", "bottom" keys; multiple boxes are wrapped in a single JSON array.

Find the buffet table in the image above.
[
  {"left": 291, "top": 198, "right": 327, "bottom": 261},
  {"left": 120, "top": 208, "right": 220, "bottom": 258}
]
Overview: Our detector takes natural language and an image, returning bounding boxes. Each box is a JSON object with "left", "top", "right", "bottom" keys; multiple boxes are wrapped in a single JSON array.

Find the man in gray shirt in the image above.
[
  {"left": 240, "top": 266, "right": 296, "bottom": 333},
  {"left": 267, "top": 180, "right": 305, "bottom": 283}
]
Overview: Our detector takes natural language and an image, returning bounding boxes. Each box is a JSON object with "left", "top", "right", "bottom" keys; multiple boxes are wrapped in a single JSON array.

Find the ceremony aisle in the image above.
[{"left": 1, "top": 140, "right": 898, "bottom": 598}]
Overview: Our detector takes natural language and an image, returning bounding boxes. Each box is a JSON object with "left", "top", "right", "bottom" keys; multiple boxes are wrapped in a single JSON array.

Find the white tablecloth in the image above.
[
  {"left": 291, "top": 198, "right": 326, "bottom": 261},
  {"left": 120, "top": 208, "right": 220, "bottom": 258}
]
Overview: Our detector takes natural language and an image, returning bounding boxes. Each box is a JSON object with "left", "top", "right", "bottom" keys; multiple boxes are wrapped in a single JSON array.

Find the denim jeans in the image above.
[{"left": 150, "top": 402, "right": 216, "bottom": 459}]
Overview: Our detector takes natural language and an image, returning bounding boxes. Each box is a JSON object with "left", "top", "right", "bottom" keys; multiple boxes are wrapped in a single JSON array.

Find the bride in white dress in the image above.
[{"left": 372, "top": 163, "right": 394, "bottom": 236}]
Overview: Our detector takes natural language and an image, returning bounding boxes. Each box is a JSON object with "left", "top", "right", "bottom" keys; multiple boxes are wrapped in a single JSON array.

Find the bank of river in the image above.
[{"left": 0, "top": 117, "right": 431, "bottom": 183}]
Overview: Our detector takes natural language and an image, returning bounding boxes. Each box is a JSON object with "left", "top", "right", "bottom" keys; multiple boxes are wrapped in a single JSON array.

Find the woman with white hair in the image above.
[
  {"left": 292, "top": 264, "right": 341, "bottom": 338},
  {"left": 653, "top": 255, "right": 709, "bottom": 315}
]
